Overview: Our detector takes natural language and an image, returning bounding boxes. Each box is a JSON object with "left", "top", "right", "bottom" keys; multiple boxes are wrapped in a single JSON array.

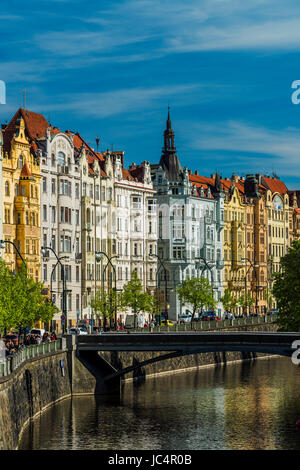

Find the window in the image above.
[
  {"left": 51, "top": 179, "right": 55, "bottom": 194},
  {"left": 89, "top": 184, "right": 93, "bottom": 198},
  {"left": 51, "top": 235, "right": 56, "bottom": 250},
  {"left": 43, "top": 264, "right": 47, "bottom": 282},
  {"left": 58, "top": 151, "right": 65, "bottom": 166},
  {"left": 108, "top": 187, "right": 113, "bottom": 201},
  {"left": 5, "top": 181, "right": 9, "bottom": 196},
  {"left": 76, "top": 266, "right": 80, "bottom": 282},
  {"left": 14, "top": 184, "right": 18, "bottom": 196},
  {"left": 17, "top": 213, "right": 21, "bottom": 224},
  {"left": 101, "top": 187, "right": 106, "bottom": 201},
  {"left": 43, "top": 205, "right": 47, "bottom": 222},
  {"left": 51, "top": 207, "right": 56, "bottom": 223},
  {"left": 76, "top": 210, "right": 79, "bottom": 225},
  {"left": 42, "top": 177, "right": 47, "bottom": 193},
  {"left": 173, "top": 246, "right": 184, "bottom": 259},
  {"left": 95, "top": 185, "right": 99, "bottom": 200},
  {"left": 83, "top": 183, "right": 87, "bottom": 196},
  {"left": 75, "top": 183, "right": 79, "bottom": 199}
]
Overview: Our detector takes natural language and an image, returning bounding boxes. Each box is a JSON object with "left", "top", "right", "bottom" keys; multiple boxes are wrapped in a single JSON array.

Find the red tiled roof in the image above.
[
  {"left": 2, "top": 108, "right": 49, "bottom": 154},
  {"left": 122, "top": 168, "right": 134, "bottom": 181},
  {"left": 263, "top": 177, "right": 288, "bottom": 195}
]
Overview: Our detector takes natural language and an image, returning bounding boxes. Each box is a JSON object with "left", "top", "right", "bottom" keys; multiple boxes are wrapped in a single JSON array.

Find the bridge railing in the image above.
[
  {"left": 0, "top": 339, "right": 65, "bottom": 378},
  {"left": 130, "top": 314, "right": 277, "bottom": 333}
]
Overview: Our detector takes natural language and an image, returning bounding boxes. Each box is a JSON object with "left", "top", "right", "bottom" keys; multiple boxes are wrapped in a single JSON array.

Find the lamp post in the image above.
[
  {"left": 41, "top": 246, "right": 67, "bottom": 333},
  {"left": 196, "top": 256, "right": 215, "bottom": 284},
  {"left": 96, "top": 251, "right": 118, "bottom": 331},
  {"left": 49, "top": 256, "right": 69, "bottom": 331},
  {"left": 149, "top": 253, "right": 168, "bottom": 325},
  {"left": 241, "top": 257, "right": 259, "bottom": 316},
  {"left": 0, "top": 239, "right": 26, "bottom": 266}
]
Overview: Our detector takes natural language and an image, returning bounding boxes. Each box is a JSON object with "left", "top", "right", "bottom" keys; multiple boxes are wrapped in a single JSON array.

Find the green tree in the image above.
[
  {"left": 273, "top": 240, "right": 300, "bottom": 331},
  {"left": 0, "top": 260, "right": 58, "bottom": 334},
  {"left": 220, "top": 288, "right": 238, "bottom": 313},
  {"left": 92, "top": 288, "right": 122, "bottom": 328},
  {"left": 239, "top": 293, "right": 255, "bottom": 314},
  {"left": 121, "top": 271, "right": 154, "bottom": 328},
  {"left": 177, "top": 277, "right": 216, "bottom": 321}
]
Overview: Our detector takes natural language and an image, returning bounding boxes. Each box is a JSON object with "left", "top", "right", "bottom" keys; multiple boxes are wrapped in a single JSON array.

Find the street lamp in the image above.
[
  {"left": 96, "top": 251, "right": 118, "bottom": 331},
  {"left": 149, "top": 253, "right": 168, "bottom": 325},
  {"left": 0, "top": 239, "right": 26, "bottom": 265},
  {"left": 241, "top": 258, "right": 259, "bottom": 316},
  {"left": 41, "top": 246, "right": 67, "bottom": 333}
]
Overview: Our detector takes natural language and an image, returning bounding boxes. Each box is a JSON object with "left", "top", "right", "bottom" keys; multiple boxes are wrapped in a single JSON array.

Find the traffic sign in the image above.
[{"left": 61, "top": 315, "right": 66, "bottom": 320}]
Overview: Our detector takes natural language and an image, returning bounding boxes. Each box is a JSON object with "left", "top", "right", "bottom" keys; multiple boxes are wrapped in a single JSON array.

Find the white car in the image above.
[
  {"left": 68, "top": 327, "right": 88, "bottom": 335},
  {"left": 179, "top": 315, "right": 192, "bottom": 323}
]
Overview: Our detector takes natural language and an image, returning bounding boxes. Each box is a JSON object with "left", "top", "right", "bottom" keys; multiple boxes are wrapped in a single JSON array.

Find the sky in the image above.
[{"left": 1, "top": 0, "right": 300, "bottom": 188}]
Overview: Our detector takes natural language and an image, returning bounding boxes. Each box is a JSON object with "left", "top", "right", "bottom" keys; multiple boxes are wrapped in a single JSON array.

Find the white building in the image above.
[{"left": 152, "top": 110, "right": 224, "bottom": 320}]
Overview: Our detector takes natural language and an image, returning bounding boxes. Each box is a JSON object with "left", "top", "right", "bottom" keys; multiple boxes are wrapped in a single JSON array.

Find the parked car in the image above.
[
  {"left": 68, "top": 327, "right": 88, "bottom": 335},
  {"left": 161, "top": 319, "right": 175, "bottom": 327},
  {"left": 30, "top": 328, "right": 46, "bottom": 338},
  {"left": 179, "top": 314, "right": 192, "bottom": 323}
]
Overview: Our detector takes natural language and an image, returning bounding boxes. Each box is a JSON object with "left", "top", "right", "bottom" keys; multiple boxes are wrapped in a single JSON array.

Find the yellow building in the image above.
[
  {"left": 2, "top": 109, "right": 42, "bottom": 278},
  {"left": 222, "top": 176, "right": 247, "bottom": 314}
]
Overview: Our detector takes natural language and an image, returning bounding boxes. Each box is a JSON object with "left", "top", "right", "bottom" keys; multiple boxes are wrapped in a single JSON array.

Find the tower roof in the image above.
[{"left": 159, "top": 107, "right": 183, "bottom": 181}]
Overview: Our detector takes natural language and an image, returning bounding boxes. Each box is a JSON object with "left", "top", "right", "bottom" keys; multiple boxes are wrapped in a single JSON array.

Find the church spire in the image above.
[
  {"left": 163, "top": 106, "right": 176, "bottom": 153},
  {"left": 159, "top": 107, "right": 183, "bottom": 182}
]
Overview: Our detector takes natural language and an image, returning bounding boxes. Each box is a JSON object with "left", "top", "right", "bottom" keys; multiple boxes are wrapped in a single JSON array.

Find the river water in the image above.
[{"left": 19, "top": 357, "right": 300, "bottom": 450}]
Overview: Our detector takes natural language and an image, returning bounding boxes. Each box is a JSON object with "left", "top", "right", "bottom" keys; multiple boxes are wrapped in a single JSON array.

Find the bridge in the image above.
[{"left": 75, "top": 331, "right": 300, "bottom": 383}]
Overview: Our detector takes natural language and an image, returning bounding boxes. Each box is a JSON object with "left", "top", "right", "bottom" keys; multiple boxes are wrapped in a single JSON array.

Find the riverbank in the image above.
[{"left": 0, "top": 323, "right": 277, "bottom": 450}]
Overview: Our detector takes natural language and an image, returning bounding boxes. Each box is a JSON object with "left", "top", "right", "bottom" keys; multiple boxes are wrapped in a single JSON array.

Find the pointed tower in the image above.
[{"left": 159, "top": 107, "right": 183, "bottom": 182}]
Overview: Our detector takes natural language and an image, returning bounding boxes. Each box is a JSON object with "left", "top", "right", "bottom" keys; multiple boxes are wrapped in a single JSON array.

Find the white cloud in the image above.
[
  {"left": 186, "top": 120, "right": 300, "bottom": 177},
  {"left": 32, "top": 84, "right": 203, "bottom": 117}
]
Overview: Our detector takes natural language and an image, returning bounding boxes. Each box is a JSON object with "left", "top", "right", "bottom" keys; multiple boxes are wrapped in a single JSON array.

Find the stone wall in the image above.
[{"left": 0, "top": 351, "right": 71, "bottom": 450}]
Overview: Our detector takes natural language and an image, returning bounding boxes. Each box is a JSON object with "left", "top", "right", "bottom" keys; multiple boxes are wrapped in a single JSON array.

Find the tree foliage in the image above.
[
  {"left": 0, "top": 260, "right": 58, "bottom": 332},
  {"left": 92, "top": 288, "right": 123, "bottom": 326},
  {"left": 220, "top": 288, "right": 238, "bottom": 312},
  {"left": 177, "top": 277, "right": 216, "bottom": 321},
  {"left": 121, "top": 271, "right": 154, "bottom": 327},
  {"left": 273, "top": 240, "right": 300, "bottom": 331}
]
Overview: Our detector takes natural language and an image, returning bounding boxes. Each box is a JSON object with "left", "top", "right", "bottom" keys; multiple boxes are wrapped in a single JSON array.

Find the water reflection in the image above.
[{"left": 19, "top": 357, "right": 300, "bottom": 450}]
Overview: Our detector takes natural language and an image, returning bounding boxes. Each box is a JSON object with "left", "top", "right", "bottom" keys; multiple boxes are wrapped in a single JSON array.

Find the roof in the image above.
[
  {"left": 263, "top": 177, "right": 288, "bottom": 195},
  {"left": 2, "top": 108, "right": 49, "bottom": 154},
  {"left": 20, "top": 163, "right": 31, "bottom": 178}
]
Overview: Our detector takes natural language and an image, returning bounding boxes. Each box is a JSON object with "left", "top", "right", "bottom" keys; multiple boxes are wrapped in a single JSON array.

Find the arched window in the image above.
[
  {"left": 5, "top": 181, "right": 9, "bottom": 196},
  {"left": 58, "top": 151, "right": 65, "bottom": 166},
  {"left": 19, "top": 155, "right": 23, "bottom": 169}
]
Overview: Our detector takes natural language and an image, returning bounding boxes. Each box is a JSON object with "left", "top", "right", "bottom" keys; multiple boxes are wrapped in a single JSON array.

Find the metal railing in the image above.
[
  {"left": 127, "top": 314, "right": 277, "bottom": 333},
  {"left": 0, "top": 339, "right": 64, "bottom": 378}
]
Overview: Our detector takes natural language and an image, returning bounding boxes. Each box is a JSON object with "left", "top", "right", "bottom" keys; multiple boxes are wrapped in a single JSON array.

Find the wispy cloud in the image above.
[
  {"left": 32, "top": 0, "right": 300, "bottom": 60},
  {"left": 32, "top": 84, "right": 205, "bottom": 117},
  {"left": 186, "top": 120, "right": 300, "bottom": 177}
]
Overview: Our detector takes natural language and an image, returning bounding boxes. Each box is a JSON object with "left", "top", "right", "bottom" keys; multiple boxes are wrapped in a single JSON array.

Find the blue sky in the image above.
[{"left": 1, "top": 0, "right": 300, "bottom": 188}]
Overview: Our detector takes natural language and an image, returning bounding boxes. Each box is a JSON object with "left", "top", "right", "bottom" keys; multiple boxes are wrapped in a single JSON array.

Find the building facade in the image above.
[
  {"left": 153, "top": 110, "right": 224, "bottom": 320},
  {"left": 2, "top": 109, "right": 42, "bottom": 278}
]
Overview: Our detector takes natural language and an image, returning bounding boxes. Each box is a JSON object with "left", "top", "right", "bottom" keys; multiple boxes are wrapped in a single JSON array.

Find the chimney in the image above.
[{"left": 195, "top": 170, "right": 199, "bottom": 176}]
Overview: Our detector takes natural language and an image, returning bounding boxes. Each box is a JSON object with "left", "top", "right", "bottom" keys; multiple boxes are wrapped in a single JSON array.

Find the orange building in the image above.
[{"left": 2, "top": 109, "right": 42, "bottom": 278}]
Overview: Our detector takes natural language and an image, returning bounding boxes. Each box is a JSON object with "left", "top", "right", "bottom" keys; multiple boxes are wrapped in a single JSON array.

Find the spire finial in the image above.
[{"left": 167, "top": 104, "right": 171, "bottom": 130}]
